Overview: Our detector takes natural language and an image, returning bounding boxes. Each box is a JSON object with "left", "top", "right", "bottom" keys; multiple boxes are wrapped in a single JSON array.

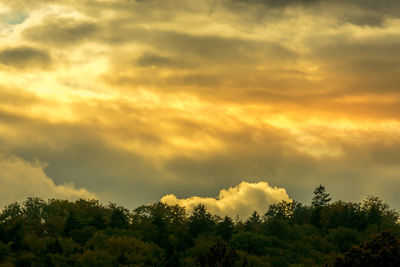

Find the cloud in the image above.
[
  {"left": 229, "top": 0, "right": 400, "bottom": 11},
  {"left": 23, "top": 16, "right": 99, "bottom": 47},
  {"left": 161, "top": 181, "right": 290, "bottom": 219},
  {"left": 231, "top": 0, "right": 320, "bottom": 8},
  {"left": 0, "top": 85, "right": 41, "bottom": 107},
  {"left": 0, "top": 154, "right": 95, "bottom": 208},
  {"left": 136, "top": 53, "right": 174, "bottom": 67},
  {"left": 0, "top": 46, "right": 52, "bottom": 70},
  {"left": 1, "top": 0, "right": 400, "bottom": 213}
]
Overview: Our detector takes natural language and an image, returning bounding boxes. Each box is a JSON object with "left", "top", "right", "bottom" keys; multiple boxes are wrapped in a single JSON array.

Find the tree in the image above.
[
  {"left": 0, "top": 190, "right": 399, "bottom": 266},
  {"left": 265, "top": 200, "right": 303, "bottom": 223},
  {"left": 22, "top": 197, "right": 46, "bottom": 222},
  {"left": 311, "top": 185, "right": 331, "bottom": 228},
  {"left": 334, "top": 231, "right": 400, "bottom": 266},
  {"left": 217, "top": 216, "right": 234, "bottom": 241},
  {"left": 109, "top": 203, "right": 129, "bottom": 229},
  {"left": 312, "top": 185, "right": 332, "bottom": 208},
  {"left": 188, "top": 204, "right": 215, "bottom": 237},
  {"left": 361, "top": 196, "right": 399, "bottom": 225},
  {"left": 0, "top": 202, "right": 23, "bottom": 222},
  {"left": 64, "top": 210, "right": 80, "bottom": 235},
  {"left": 196, "top": 240, "right": 238, "bottom": 267}
]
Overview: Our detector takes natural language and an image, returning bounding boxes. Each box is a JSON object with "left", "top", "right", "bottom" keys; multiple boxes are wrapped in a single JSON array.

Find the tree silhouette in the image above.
[
  {"left": 334, "top": 231, "right": 400, "bottom": 266},
  {"left": 312, "top": 185, "right": 332, "bottom": 208},
  {"left": 188, "top": 204, "right": 215, "bottom": 237},
  {"left": 311, "top": 185, "right": 332, "bottom": 228},
  {"left": 217, "top": 216, "right": 234, "bottom": 241},
  {"left": 0, "top": 188, "right": 399, "bottom": 266}
]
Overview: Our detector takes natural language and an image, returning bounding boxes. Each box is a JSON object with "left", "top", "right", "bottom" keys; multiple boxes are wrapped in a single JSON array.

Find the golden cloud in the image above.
[
  {"left": 161, "top": 181, "right": 290, "bottom": 219},
  {"left": 0, "top": 0, "right": 399, "bottom": 208}
]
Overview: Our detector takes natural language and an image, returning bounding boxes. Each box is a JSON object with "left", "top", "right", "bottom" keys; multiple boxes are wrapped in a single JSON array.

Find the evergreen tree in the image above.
[
  {"left": 188, "top": 204, "right": 215, "bottom": 237},
  {"left": 312, "top": 185, "right": 332, "bottom": 208}
]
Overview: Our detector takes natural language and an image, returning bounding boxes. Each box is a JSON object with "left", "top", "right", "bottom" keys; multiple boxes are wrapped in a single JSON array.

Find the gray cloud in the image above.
[
  {"left": 0, "top": 106, "right": 167, "bottom": 208},
  {"left": 225, "top": 0, "right": 400, "bottom": 28},
  {"left": 309, "top": 36, "right": 400, "bottom": 95},
  {"left": 161, "top": 124, "right": 400, "bottom": 208},
  {"left": 230, "top": 0, "right": 399, "bottom": 11},
  {"left": 1, "top": 90, "right": 400, "bottom": 210},
  {"left": 0, "top": 154, "right": 95, "bottom": 208},
  {"left": 343, "top": 14, "right": 385, "bottom": 27},
  {"left": 1, "top": 0, "right": 400, "bottom": 212},
  {"left": 136, "top": 53, "right": 174, "bottom": 67},
  {"left": 231, "top": 0, "right": 320, "bottom": 8},
  {"left": 100, "top": 25, "right": 296, "bottom": 63},
  {"left": 134, "top": 53, "right": 193, "bottom": 69},
  {"left": 23, "top": 16, "right": 99, "bottom": 47},
  {"left": 0, "top": 46, "right": 52, "bottom": 69}
]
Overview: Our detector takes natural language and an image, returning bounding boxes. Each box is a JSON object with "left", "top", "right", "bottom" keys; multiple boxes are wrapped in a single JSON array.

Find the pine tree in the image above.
[{"left": 312, "top": 185, "right": 332, "bottom": 208}]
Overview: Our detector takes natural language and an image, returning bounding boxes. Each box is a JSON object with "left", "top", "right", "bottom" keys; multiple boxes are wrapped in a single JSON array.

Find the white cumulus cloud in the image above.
[
  {"left": 0, "top": 154, "right": 96, "bottom": 208},
  {"left": 161, "top": 181, "right": 290, "bottom": 219}
]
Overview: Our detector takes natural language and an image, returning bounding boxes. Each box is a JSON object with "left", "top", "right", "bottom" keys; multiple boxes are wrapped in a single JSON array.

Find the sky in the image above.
[{"left": 1, "top": 0, "right": 400, "bottom": 217}]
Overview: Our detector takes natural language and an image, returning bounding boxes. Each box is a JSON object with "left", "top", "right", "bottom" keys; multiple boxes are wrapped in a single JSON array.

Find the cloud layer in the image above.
[
  {"left": 0, "top": 0, "right": 399, "bottom": 209},
  {"left": 161, "top": 181, "right": 290, "bottom": 219},
  {"left": 0, "top": 154, "right": 95, "bottom": 208}
]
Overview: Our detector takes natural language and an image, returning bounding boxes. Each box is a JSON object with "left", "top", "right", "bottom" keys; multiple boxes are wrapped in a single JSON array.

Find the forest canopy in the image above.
[{"left": 1, "top": 185, "right": 400, "bottom": 266}]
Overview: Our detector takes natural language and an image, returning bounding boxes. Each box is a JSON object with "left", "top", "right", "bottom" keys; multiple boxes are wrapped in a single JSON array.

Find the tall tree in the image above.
[
  {"left": 188, "top": 204, "right": 215, "bottom": 237},
  {"left": 311, "top": 185, "right": 331, "bottom": 228},
  {"left": 312, "top": 185, "right": 332, "bottom": 208},
  {"left": 217, "top": 216, "right": 234, "bottom": 241}
]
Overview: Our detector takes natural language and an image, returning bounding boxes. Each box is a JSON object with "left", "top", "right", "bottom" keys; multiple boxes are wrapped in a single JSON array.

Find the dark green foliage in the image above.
[
  {"left": 64, "top": 210, "right": 80, "bottom": 234},
  {"left": 108, "top": 203, "right": 130, "bottom": 229},
  {"left": 0, "top": 186, "right": 399, "bottom": 266},
  {"left": 334, "top": 231, "right": 400, "bottom": 266},
  {"left": 0, "top": 241, "right": 9, "bottom": 261},
  {"left": 217, "top": 216, "right": 234, "bottom": 241},
  {"left": 188, "top": 204, "right": 216, "bottom": 237},
  {"left": 312, "top": 185, "right": 332, "bottom": 208},
  {"left": 327, "top": 227, "right": 359, "bottom": 253},
  {"left": 231, "top": 232, "right": 274, "bottom": 256},
  {"left": 195, "top": 239, "right": 239, "bottom": 267},
  {"left": 320, "top": 201, "right": 368, "bottom": 230}
]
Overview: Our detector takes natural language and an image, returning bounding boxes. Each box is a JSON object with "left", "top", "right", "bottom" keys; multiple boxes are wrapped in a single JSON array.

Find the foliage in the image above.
[
  {"left": 0, "top": 185, "right": 399, "bottom": 266},
  {"left": 334, "top": 231, "right": 400, "bottom": 266},
  {"left": 312, "top": 185, "right": 332, "bottom": 208}
]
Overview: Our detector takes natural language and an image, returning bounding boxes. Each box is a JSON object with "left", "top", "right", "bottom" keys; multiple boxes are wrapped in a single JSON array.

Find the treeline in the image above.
[{"left": 1, "top": 186, "right": 400, "bottom": 266}]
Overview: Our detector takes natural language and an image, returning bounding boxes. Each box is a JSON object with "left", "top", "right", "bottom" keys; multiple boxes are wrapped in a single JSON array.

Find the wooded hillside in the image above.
[{"left": 1, "top": 186, "right": 399, "bottom": 266}]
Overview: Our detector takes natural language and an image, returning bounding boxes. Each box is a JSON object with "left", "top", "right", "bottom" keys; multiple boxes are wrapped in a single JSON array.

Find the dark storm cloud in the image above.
[
  {"left": 152, "top": 31, "right": 295, "bottom": 62},
  {"left": 22, "top": 11, "right": 297, "bottom": 64},
  {"left": 134, "top": 53, "right": 196, "bottom": 69},
  {"left": 226, "top": 0, "right": 400, "bottom": 27},
  {"left": 231, "top": 0, "right": 320, "bottom": 8},
  {"left": 3, "top": 99, "right": 400, "bottom": 208},
  {"left": 0, "top": 46, "right": 52, "bottom": 70},
  {"left": 136, "top": 53, "right": 174, "bottom": 67},
  {"left": 100, "top": 24, "right": 298, "bottom": 95},
  {"left": 0, "top": 108, "right": 165, "bottom": 208},
  {"left": 231, "top": 0, "right": 399, "bottom": 11},
  {"left": 344, "top": 14, "right": 385, "bottom": 27},
  {"left": 100, "top": 24, "right": 296, "bottom": 62},
  {"left": 23, "top": 16, "right": 99, "bottom": 47},
  {"left": 3, "top": 0, "right": 400, "bottom": 212},
  {"left": 309, "top": 36, "right": 400, "bottom": 95},
  {"left": 163, "top": 125, "right": 400, "bottom": 207}
]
